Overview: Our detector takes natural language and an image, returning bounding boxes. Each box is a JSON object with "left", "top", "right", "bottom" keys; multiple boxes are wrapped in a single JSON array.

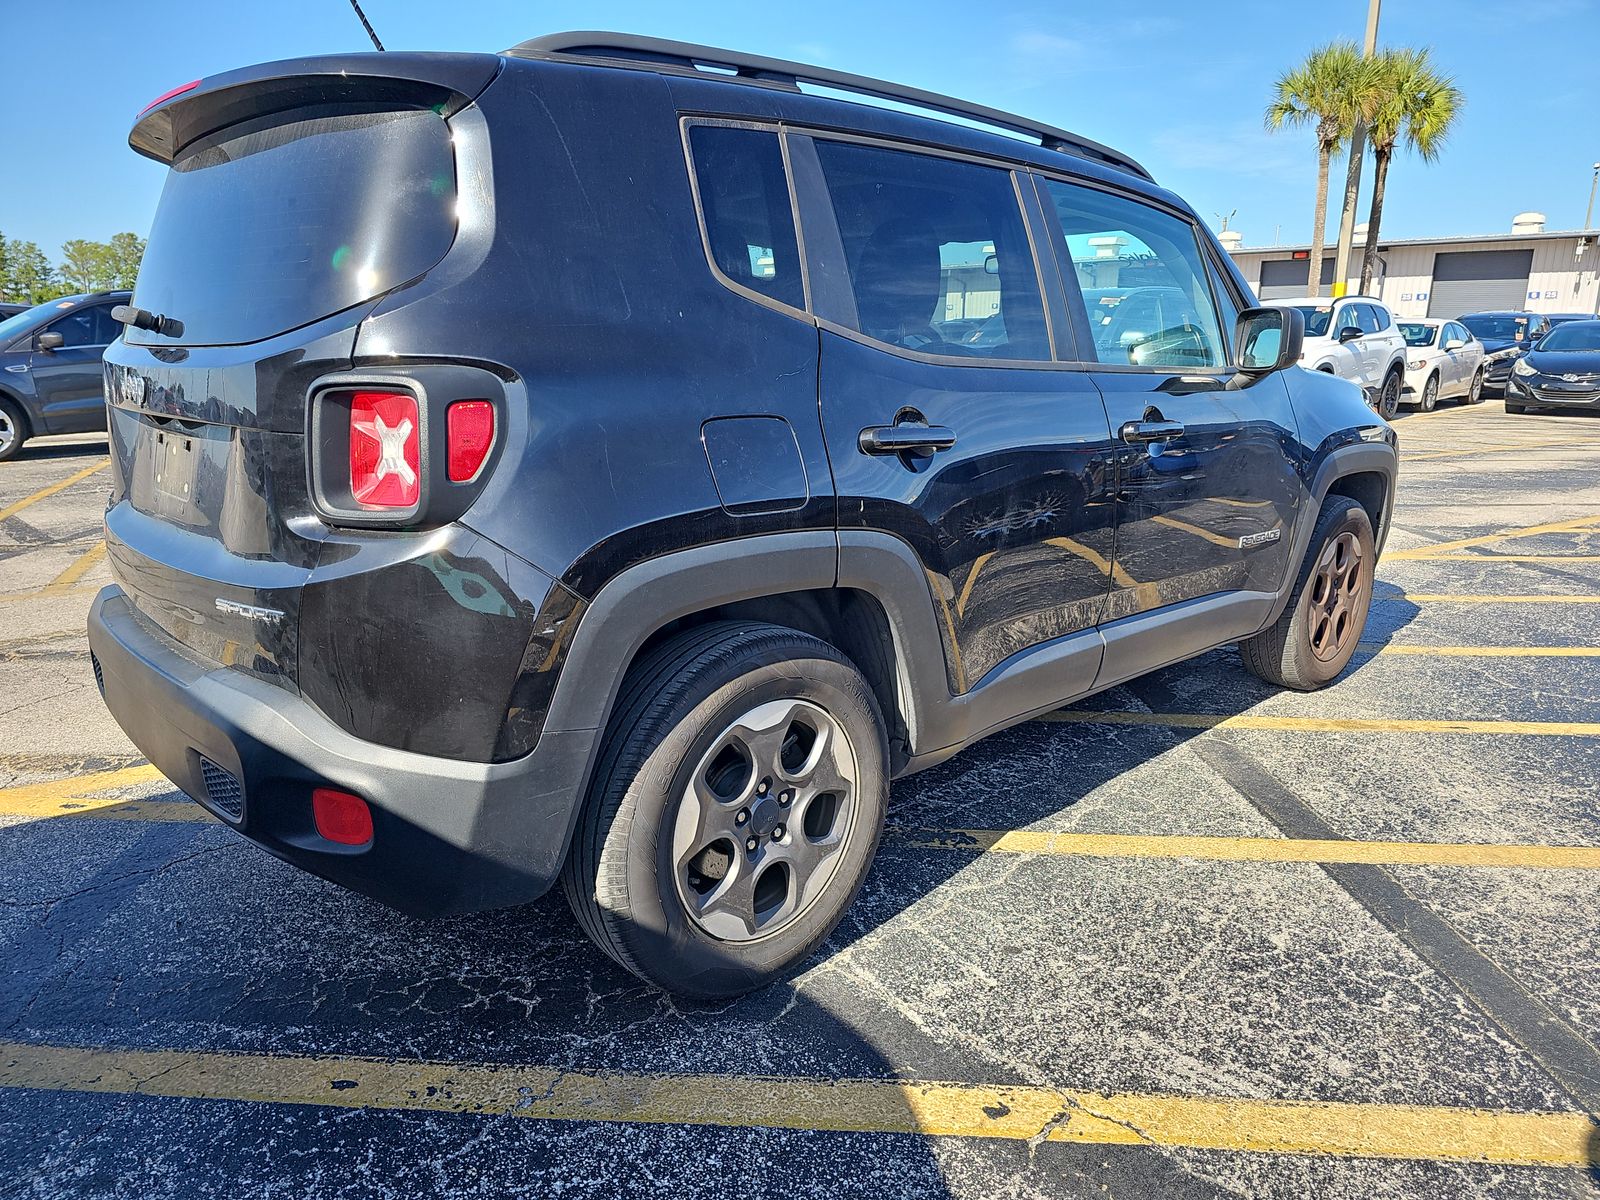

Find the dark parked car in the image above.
[
  {"left": 1458, "top": 310, "right": 1551, "bottom": 395},
  {"left": 0, "top": 302, "right": 29, "bottom": 319},
  {"left": 1544, "top": 312, "right": 1597, "bottom": 330},
  {"left": 0, "top": 291, "right": 130, "bottom": 460},
  {"left": 89, "top": 35, "right": 1396, "bottom": 997},
  {"left": 1505, "top": 319, "right": 1600, "bottom": 414}
]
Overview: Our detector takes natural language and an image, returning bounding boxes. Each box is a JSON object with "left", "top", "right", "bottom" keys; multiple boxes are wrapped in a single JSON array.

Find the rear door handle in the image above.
[
  {"left": 1119, "top": 419, "right": 1185, "bottom": 445},
  {"left": 859, "top": 424, "right": 957, "bottom": 456}
]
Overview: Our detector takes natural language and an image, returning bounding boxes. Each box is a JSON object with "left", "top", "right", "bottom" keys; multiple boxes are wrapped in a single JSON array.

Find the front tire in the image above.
[
  {"left": 1418, "top": 373, "right": 1439, "bottom": 413},
  {"left": 1240, "top": 497, "right": 1375, "bottom": 691},
  {"left": 1466, "top": 369, "right": 1485, "bottom": 404},
  {"left": 0, "top": 398, "right": 28, "bottom": 463},
  {"left": 562, "top": 622, "right": 889, "bottom": 997},
  {"left": 1375, "top": 370, "right": 1402, "bottom": 420}
]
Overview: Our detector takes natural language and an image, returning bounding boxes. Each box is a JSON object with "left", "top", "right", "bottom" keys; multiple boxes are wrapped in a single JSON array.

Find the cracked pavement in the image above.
[{"left": 2, "top": 412, "right": 1599, "bottom": 1198}]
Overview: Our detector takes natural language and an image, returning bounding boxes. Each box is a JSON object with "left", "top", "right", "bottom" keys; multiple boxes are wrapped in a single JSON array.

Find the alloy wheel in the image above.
[
  {"left": 1420, "top": 376, "right": 1438, "bottom": 412},
  {"left": 1377, "top": 374, "right": 1401, "bottom": 420},
  {"left": 1469, "top": 371, "right": 1484, "bottom": 404},
  {"left": 673, "top": 698, "right": 859, "bottom": 942},
  {"left": 1306, "top": 530, "right": 1365, "bottom": 662},
  {"left": 0, "top": 410, "right": 14, "bottom": 458}
]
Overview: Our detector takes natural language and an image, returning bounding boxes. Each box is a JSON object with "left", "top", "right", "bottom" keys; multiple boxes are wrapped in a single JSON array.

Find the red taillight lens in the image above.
[
  {"left": 312, "top": 788, "right": 373, "bottom": 846},
  {"left": 349, "top": 391, "right": 420, "bottom": 509},
  {"left": 446, "top": 400, "right": 495, "bottom": 482}
]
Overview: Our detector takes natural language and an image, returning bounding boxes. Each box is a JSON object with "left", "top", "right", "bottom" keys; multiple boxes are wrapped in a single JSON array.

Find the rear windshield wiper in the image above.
[{"left": 110, "top": 304, "right": 184, "bottom": 339}]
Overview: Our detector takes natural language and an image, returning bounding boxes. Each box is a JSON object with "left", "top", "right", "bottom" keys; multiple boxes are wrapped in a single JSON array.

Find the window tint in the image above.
[
  {"left": 42, "top": 305, "right": 119, "bottom": 349},
  {"left": 1358, "top": 303, "right": 1388, "bottom": 334},
  {"left": 1040, "top": 179, "right": 1225, "bottom": 368},
  {"left": 688, "top": 126, "right": 805, "bottom": 311},
  {"left": 811, "top": 140, "right": 1049, "bottom": 360},
  {"left": 1334, "top": 305, "right": 1363, "bottom": 337},
  {"left": 1204, "top": 256, "right": 1241, "bottom": 355}
]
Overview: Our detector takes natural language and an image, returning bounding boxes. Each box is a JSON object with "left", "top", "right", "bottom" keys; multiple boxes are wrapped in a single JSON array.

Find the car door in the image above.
[
  {"left": 29, "top": 303, "right": 119, "bottom": 432},
  {"left": 793, "top": 134, "right": 1119, "bottom": 693},
  {"left": 1438, "top": 322, "right": 1465, "bottom": 393},
  {"left": 1352, "top": 303, "right": 1389, "bottom": 388},
  {"left": 1329, "top": 302, "right": 1368, "bottom": 385},
  {"left": 1032, "top": 174, "right": 1303, "bottom": 681},
  {"left": 1450, "top": 323, "right": 1483, "bottom": 392}
]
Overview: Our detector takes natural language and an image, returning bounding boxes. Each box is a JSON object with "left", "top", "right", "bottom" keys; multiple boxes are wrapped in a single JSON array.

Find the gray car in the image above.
[{"left": 0, "top": 291, "right": 129, "bottom": 460}]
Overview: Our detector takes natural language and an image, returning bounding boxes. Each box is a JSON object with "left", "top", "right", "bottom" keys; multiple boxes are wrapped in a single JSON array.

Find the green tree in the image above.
[
  {"left": 1265, "top": 42, "right": 1380, "bottom": 297},
  {"left": 58, "top": 239, "right": 117, "bottom": 293},
  {"left": 106, "top": 232, "right": 146, "bottom": 290},
  {"left": 2, "top": 239, "right": 63, "bottom": 304},
  {"left": 1359, "top": 48, "right": 1462, "bottom": 293}
]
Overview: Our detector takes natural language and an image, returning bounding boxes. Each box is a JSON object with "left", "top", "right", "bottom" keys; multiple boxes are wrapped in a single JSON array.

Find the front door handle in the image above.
[
  {"left": 859, "top": 423, "right": 957, "bottom": 457},
  {"left": 1119, "top": 419, "right": 1185, "bottom": 445}
]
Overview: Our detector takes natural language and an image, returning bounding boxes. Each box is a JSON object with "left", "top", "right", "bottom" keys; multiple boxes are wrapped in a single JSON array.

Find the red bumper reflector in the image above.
[
  {"left": 446, "top": 400, "right": 495, "bottom": 482},
  {"left": 349, "top": 391, "right": 420, "bottom": 508},
  {"left": 140, "top": 79, "right": 201, "bottom": 115},
  {"left": 312, "top": 788, "right": 374, "bottom": 846}
]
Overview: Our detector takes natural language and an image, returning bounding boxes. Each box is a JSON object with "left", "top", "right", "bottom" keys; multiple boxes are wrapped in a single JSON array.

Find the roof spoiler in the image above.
[{"left": 129, "top": 52, "right": 502, "bottom": 164}]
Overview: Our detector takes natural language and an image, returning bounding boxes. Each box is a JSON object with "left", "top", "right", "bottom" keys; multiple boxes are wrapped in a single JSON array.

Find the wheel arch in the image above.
[{"left": 0, "top": 384, "right": 33, "bottom": 436}]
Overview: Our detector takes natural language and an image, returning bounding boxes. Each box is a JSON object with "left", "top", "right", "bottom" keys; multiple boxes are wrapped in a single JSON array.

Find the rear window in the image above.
[{"left": 131, "top": 107, "right": 457, "bottom": 346}]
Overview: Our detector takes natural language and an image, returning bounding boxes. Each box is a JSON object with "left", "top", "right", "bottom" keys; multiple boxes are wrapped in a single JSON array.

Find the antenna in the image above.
[
  {"left": 347, "top": 0, "right": 385, "bottom": 51},
  {"left": 1214, "top": 209, "right": 1237, "bottom": 234}
]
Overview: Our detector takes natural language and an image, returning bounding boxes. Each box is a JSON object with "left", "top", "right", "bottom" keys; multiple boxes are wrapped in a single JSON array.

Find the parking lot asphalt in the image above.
[{"left": 2, "top": 405, "right": 1599, "bottom": 1199}]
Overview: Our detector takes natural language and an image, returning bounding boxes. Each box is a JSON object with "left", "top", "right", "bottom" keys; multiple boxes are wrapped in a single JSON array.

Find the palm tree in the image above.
[
  {"left": 1359, "top": 48, "right": 1463, "bottom": 292},
  {"left": 1265, "top": 42, "right": 1377, "bottom": 297}
]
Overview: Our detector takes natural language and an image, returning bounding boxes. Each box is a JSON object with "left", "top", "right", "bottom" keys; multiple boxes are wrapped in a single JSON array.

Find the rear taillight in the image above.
[
  {"left": 446, "top": 401, "right": 495, "bottom": 482},
  {"left": 349, "top": 391, "right": 420, "bottom": 509},
  {"left": 312, "top": 788, "right": 373, "bottom": 846},
  {"left": 139, "top": 79, "right": 201, "bottom": 114}
]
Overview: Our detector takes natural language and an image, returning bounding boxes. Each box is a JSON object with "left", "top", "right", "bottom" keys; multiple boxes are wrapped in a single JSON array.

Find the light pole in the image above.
[
  {"left": 1586, "top": 163, "right": 1600, "bottom": 231},
  {"left": 1587, "top": 164, "right": 1600, "bottom": 316},
  {"left": 1331, "top": 0, "right": 1381, "bottom": 298}
]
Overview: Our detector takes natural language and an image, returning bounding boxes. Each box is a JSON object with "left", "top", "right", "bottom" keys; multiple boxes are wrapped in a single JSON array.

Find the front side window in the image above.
[
  {"left": 688, "top": 125, "right": 805, "bottom": 311},
  {"left": 1040, "top": 179, "right": 1225, "bottom": 368},
  {"left": 42, "top": 305, "right": 119, "bottom": 349},
  {"left": 1333, "top": 305, "right": 1363, "bottom": 339},
  {"left": 810, "top": 140, "right": 1050, "bottom": 360}
]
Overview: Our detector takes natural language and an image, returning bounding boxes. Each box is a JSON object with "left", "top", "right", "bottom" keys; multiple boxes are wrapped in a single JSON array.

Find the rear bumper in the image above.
[{"left": 87, "top": 586, "right": 596, "bottom": 917}]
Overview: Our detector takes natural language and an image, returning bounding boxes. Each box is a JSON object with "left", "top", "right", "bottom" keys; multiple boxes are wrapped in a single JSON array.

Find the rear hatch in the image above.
[{"left": 102, "top": 53, "right": 499, "bottom": 684}]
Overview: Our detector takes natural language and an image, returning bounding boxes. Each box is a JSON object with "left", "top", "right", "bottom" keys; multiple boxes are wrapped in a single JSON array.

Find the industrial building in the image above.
[{"left": 1224, "top": 214, "right": 1600, "bottom": 318}]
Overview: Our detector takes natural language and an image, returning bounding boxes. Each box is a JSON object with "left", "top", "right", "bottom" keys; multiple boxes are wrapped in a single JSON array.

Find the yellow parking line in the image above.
[
  {"left": 1388, "top": 554, "right": 1600, "bottom": 562},
  {"left": 895, "top": 827, "right": 1600, "bottom": 870},
  {"left": 0, "top": 460, "right": 109, "bottom": 523},
  {"left": 0, "top": 582, "right": 101, "bottom": 605},
  {"left": 1380, "top": 593, "right": 1600, "bottom": 604},
  {"left": 1401, "top": 439, "right": 1570, "bottom": 462},
  {"left": 1045, "top": 536, "right": 1138, "bottom": 588},
  {"left": 0, "top": 765, "right": 165, "bottom": 819},
  {"left": 1037, "top": 711, "right": 1600, "bottom": 736},
  {"left": 954, "top": 552, "right": 993, "bottom": 618},
  {"left": 0, "top": 1040, "right": 1589, "bottom": 1167},
  {"left": 1385, "top": 513, "right": 1600, "bottom": 560},
  {"left": 1358, "top": 644, "right": 1600, "bottom": 657},
  {"left": 1148, "top": 514, "right": 1240, "bottom": 548},
  {"left": 39, "top": 542, "right": 106, "bottom": 596}
]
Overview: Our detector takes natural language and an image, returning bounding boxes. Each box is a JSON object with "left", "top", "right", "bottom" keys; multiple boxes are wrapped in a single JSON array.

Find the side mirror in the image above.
[
  {"left": 1443, "top": 337, "right": 1466, "bottom": 351},
  {"left": 1235, "top": 306, "right": 1303, "bottom": 375},
  {"left": 983, "top": 254, "right": 1000, "bottom": 276},
  {"left": 35, "top": 331, "right": 64, "bottom": 352},
  {"left": 1337, "top": 325, "right": 1363, "bottom": 343}
]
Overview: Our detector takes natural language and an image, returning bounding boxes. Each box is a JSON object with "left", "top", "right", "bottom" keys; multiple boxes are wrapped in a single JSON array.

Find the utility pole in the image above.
[
  {"left": 1331, "top": 0, "right": 1381, "bottom": 298},
  {"left": 1586, "top": 163, "right": 1600, "bottom": 231}
]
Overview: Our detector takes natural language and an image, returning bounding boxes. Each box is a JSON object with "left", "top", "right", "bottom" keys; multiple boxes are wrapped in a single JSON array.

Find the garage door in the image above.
[
  {"left": 1427, "top": 249, "right": 1533, "bottom": 317},
  {"left": 1258, "top": 257, "right": 1335, "bottom": 300}
]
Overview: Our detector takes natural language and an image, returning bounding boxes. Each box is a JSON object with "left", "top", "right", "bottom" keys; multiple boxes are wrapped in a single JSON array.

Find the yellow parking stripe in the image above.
[
  {"left": 1148, "top": 514, "right": 1240, "bottom": 548},
  {"left": 0, "top": 460, "right": 109, "bottom": 523},
  {"left": 39, "top": 542, "right": 106, "bottom": 596},
  {"left": 1358, "top": 644, "right": 1600, "bottom": 657},
  {"left": 0, "top": 1040, "right": 1589, "bottom": 1167},
  {"left": 0, "top": 765, "right": 165, "bottom": 819},
  {"left": 1388, "top": 554, "right": 1600, "bottom": 562},
  {"left": 954, "top": 552, "right": 993, "bottom": 618},
  {"left": 1380, "top": 593, "right": 1600, "bottom": 604},
  {"left": 1038, "top": 710, "right": 1600, "bottom": 736},
  {"left": 1385, "top": 513, "right": 1600, "bottom": 560},
  {"left": 894, "top": 827, "right": 1600, "bottom": 870}
]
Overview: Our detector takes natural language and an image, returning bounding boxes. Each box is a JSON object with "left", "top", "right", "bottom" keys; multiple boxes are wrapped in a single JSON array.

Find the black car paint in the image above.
[
  {"left": 91, "top": 44, "right": 1395, "bottom": 917},
  {"left": 1504, "top": 321, "right": 1600, "bottom": 409},
  {"left": 0, "top": 292, "right": 130, "bottom": 444},
  {"left": 1460, "top": 309, "right": 1551, "bottom": 388}
]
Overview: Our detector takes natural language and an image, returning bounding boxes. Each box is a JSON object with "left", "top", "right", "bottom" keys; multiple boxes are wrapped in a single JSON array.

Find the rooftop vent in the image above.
[
  {"left": 1218, "top": 230, "right": 1244, "bottom": 253},
  {"left": 1512, "top": 211, "right": 1546, "bottom": 235}
]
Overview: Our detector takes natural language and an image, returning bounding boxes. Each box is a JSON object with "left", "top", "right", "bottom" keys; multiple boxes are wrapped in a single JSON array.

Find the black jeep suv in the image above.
[{"left": 90, "top": 34, "right": 1396, "bottom": 997}]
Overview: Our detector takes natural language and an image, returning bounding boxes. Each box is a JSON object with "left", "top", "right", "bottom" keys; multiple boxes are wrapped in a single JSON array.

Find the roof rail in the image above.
[{"left": 506, "top": 32, "right": 1153, "bottom": 182}]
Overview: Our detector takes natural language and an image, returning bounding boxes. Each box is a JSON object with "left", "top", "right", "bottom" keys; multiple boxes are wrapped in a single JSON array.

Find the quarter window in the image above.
[
  {"left": 1040, "top": 179, "right": 1226, "bottom": 368},
  {"left": 810, "top": 140, "right": 1050, "bottom": 361},
  {"left": 688, "top": 125, "right": 805, "bottom": 311}
]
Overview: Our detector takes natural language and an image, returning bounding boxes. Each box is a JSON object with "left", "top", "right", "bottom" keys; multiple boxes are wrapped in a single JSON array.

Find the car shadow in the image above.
[{"left": 11, "top": 436, "right": 110, "bottom": 462}]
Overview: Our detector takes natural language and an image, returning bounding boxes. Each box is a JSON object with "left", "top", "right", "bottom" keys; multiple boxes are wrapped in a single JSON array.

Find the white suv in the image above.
[{"left": 1262, "top": 296, "right": 1409, "bottom": 418}]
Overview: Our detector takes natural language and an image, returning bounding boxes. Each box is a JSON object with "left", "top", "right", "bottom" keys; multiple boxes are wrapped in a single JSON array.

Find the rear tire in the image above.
[
  {"left": 1418, "top": 373, "right": 1439, "bottom": 413},
  {"left": 561, "top": 621, "right": 889, "bottom": 997},
  {"left": 0, "top": 398, "right": 28, "bottom": 463},
  {"left": 1240, "top": 497, "right": 1375, "bottom": 691}
]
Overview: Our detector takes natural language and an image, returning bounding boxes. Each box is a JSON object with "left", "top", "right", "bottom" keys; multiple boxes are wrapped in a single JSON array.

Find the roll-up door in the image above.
[
  {"left": 1427, "top": 250, "right": 1533, "bottom": 317},
  {"left": 1257, "top": 257, "right": 1336, "bottom": 299}
]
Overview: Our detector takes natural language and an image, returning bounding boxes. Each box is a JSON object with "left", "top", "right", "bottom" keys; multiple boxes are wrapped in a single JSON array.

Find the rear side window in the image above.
[
  {"left": 1358, "top": 303, "right": 1387, "bottom": 333},
  {"left": 1040, "top": 179, "right": 1226, "bottom": 369},
  {"left": 811, "top": 140, "right": 1050, "bottom": 361},
  {"left": 687, "top": 125, "right": 805, "bottom": 311},
  {"left": 132, "top": 107, "right": 458, "bottom": 346}
]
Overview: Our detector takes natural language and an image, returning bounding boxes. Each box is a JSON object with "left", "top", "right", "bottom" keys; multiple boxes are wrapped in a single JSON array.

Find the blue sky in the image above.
[{"left": 4, "top": 0, "right": 1598, "bottom": 257}]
